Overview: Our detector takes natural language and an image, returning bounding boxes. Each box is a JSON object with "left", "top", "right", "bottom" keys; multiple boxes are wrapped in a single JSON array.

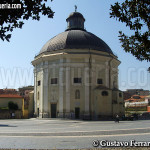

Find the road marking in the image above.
[
  {"left": 1, "top": 126, "right": 150, "bottom": 134},
  {"left": 0, "top": 132, "right": 150, "bottom": 138}
]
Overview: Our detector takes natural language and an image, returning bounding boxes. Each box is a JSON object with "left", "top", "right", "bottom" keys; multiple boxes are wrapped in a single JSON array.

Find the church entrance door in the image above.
[
  {"left": 51, "top": 104, "right": 57, "bottom": 118},
  {"left": 37, "top": 108, "right": 39, "bottom": 117},
  {"left": 75, "top": 107, "right": 80, "bottom": 119}
]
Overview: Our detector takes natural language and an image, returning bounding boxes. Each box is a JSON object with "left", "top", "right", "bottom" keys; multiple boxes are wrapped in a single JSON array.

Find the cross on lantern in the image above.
[{"left": 75, "top": 5, "right": 77, "bottom": 12}]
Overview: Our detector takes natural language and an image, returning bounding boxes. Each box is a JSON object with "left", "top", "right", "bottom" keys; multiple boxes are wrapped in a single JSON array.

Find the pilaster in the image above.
[
  {"left": 65, "top": 66, "right": 71, "bottom": 118},
  {"left": 43, "top": 65, "right": 49, "bottom": 118},
  {"left": 105, "top": 62, "right": 109, "bottom": 88},
  {"left": 84, "top": 67, "right": 90, "bottom": 119},
  {"left": 39, "top": 67, "right": 44, "bottom": 118},
  {"left": 58, "top": 66, "right": 64, "bottom": 117}
]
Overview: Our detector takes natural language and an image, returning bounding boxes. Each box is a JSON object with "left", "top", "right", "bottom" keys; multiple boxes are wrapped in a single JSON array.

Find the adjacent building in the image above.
[
  {"left": 125, "top": 95, "right": 149, "bottom": 108},
  {"left": 0, "top": 89, "right": 24, "bottom": 119},
  {"left": 124, "top": 89, "right": 150, "bottom": 98},
  {"left": 18, "top": 86, "right": 34, "bottom": 109},
  {"left": 18, "top": 86, "right": 34, "bottom": 118}
]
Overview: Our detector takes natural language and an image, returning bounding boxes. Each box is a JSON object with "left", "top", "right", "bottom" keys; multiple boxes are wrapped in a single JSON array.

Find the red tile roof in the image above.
[
  {"left": 125, "top": 95, "right": 147, "bottom": 102},
  {"left": 0, "top": 89, "right": 18, "bottom": 94},
  {"left": 0, "top": 94, "right": 23, "bottom": 98}
]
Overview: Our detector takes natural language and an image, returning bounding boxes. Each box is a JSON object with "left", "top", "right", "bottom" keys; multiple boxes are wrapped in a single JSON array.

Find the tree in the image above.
[
  {"left": 110, "top": 0, "right": 150, "bottom": 61},
  {"left": 8, "top": 101, "right": 18, "bottom": 110},
  {"left": 0, "top": 0, "right": 54, "bottom": 42}
]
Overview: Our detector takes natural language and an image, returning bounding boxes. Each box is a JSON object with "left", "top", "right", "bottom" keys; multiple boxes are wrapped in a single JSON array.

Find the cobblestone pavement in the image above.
[{"left": 0, "top": 119, "right": 150, "bottom": 149}]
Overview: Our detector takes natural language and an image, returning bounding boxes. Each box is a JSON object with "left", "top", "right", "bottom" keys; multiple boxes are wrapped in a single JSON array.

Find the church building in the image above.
[{"left": 32, "top": 11, "right": 125, "bottom": 120}]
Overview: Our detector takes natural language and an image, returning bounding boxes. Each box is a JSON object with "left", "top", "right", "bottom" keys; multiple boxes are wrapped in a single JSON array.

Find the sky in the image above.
[{"left": 0, "top": 0, "right": 149, "bottom": 91}]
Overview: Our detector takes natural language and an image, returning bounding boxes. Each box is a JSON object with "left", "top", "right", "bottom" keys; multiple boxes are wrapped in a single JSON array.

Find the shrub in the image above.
[{"left": 8, "top": 101, "right": 19, "bottom": 110}]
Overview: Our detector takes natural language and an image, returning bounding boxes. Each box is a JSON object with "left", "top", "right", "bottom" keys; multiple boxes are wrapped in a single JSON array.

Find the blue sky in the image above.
[{"left": 0, "top": 0, "right": 149, "bottom": 91}]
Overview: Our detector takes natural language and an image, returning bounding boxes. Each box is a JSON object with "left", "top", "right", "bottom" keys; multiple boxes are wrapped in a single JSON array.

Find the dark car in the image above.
[
  {"left": 141, "top": 112, "right": 150, "bottom": 119},
  {"left": 122, "top": 114, "right": 138, "bottom": 121}
]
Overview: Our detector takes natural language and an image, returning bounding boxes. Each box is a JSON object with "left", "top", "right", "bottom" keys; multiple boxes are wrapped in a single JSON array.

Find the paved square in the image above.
[{"left": 0, "top": 119, "right": 150, "bottom": 149}]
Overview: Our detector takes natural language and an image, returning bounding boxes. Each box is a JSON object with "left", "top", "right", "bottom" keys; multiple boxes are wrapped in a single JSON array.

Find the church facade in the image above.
[{"left": 32, "top": 11, "right": 125, "bottom": 120}]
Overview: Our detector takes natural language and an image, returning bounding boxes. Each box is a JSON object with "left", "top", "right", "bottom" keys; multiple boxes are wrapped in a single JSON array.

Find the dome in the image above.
[
  {"left": 39, "top": 30, "right": 113, "bottom": 54},
  {"left": 39, "top": 11, "right": 113, "bottom": 55}
]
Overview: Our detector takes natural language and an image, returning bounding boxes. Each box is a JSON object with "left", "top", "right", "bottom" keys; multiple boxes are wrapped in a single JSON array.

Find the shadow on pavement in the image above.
[{"left": 0, "top": 124, "right": 17, "bottom": 127}]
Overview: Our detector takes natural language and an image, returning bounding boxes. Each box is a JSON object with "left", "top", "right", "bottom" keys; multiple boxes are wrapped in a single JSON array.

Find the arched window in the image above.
[
  {"left": 102, "top": 91, "right": 108, "bottom": 96},
  {"left": 38, "top": 92, "right": 39, "bottom": 100},
  {"left": 75, "top": 90, "right": 80, "bottom": 99}
]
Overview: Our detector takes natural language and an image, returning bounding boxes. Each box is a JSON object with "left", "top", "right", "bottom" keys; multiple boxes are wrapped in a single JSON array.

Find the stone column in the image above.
[
  {"left": 58, "top": 67, "right": 64, "bottom": 118},
  {"left": 65, "top": 66, "right": 70, "bottom": 118}
]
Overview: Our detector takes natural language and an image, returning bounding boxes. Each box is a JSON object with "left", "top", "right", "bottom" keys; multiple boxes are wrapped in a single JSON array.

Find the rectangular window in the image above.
[
  {"left": 74, "top": 78, "right": 82, "bottom": 83},
  {"left": 51, "top": 78, "right": 58, "bottom": 84},
  {"left": 97, "top": 79, "right": 103, "bottom": 84},
  {"left": 38, "top": 80, "right": 41, "bottom": 86},
  {"left": 119, "top": 93, "right": 122, "bottom": 98}
]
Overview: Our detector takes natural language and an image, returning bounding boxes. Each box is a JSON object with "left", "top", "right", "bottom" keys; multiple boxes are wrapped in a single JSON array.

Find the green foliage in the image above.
[
  {"left": 110, "top": 0, "right": 150, "bottom": 61},
  {"left": 125, "top": 106, "right": 147, "bottom": 111},
  {"left": 0, "top": 107, "right": 9, "bottom": 110},
  {"left": 0, "top": 0, "right": 54, "bottom": 41},
  {"left": 8, "top": 101, "right": 19, "bottom": 110}
]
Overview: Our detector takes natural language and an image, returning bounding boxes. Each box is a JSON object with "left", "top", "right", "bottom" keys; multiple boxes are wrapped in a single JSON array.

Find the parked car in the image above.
[
  {"left": 122, "top": 114, "right": 138, "bottom": 121},
  {"left": 141, "top": 112, "right": 150, "bottom": 119}
]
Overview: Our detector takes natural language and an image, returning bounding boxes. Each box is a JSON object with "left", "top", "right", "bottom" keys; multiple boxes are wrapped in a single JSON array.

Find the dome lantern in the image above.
[{"left": 66, "top": 11, "right": 85, "bottom": 31}]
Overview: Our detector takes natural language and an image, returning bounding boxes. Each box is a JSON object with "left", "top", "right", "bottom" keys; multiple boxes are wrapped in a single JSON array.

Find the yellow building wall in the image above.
[
  {"left": 0, "top": 97, "right": 24, "bottom": 119},
  {"left": 23, "top": 109, "right": 28, "bottom": 119},
  {"left": 0, "top": 97, "right": 23, "bottom": 110}
]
